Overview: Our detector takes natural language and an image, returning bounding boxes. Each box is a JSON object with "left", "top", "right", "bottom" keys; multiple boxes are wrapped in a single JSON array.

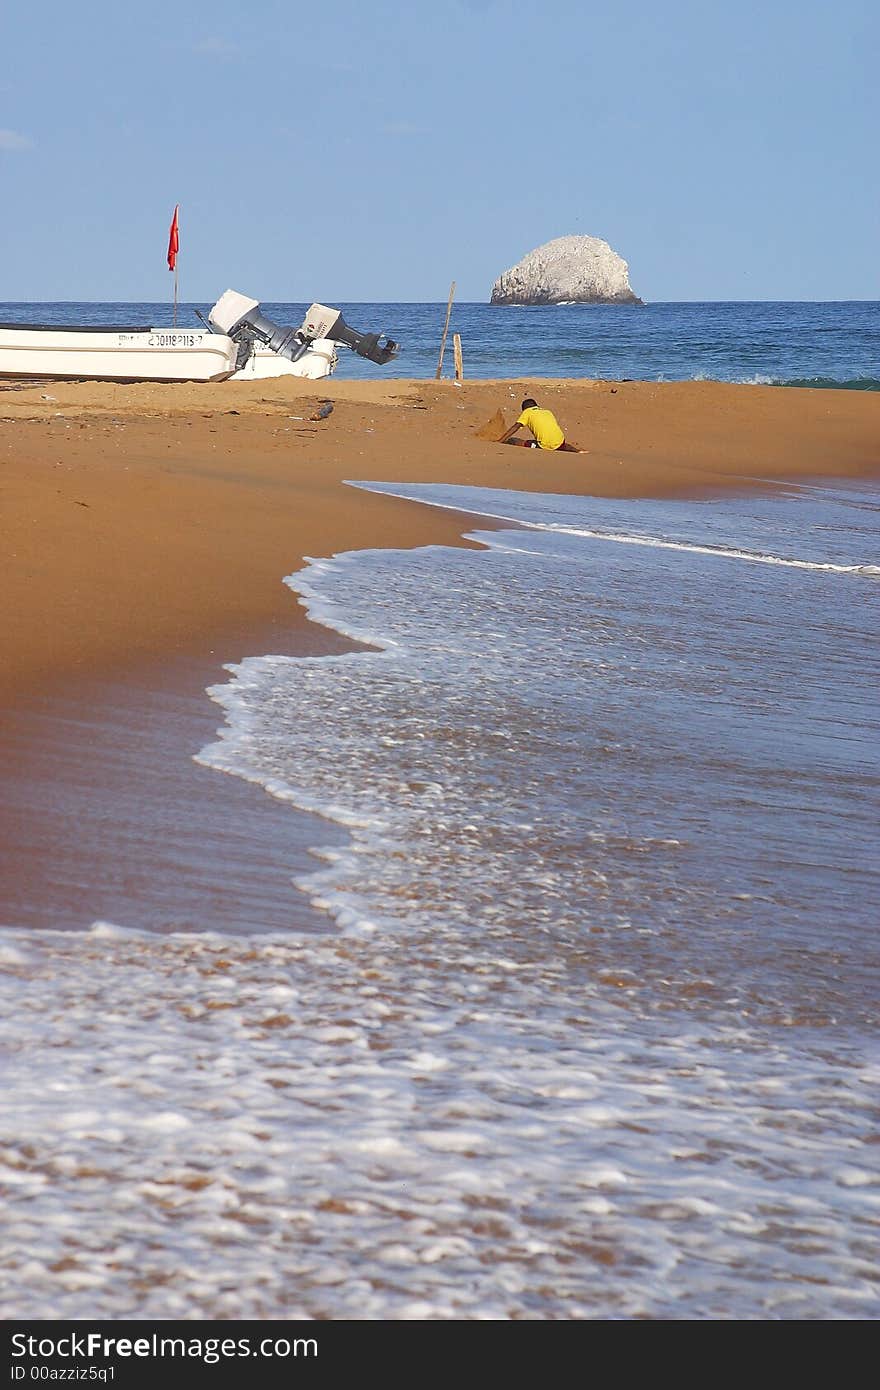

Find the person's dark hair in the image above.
[{"left": 521, "top": 397, "right": 538, "bottom": 411}]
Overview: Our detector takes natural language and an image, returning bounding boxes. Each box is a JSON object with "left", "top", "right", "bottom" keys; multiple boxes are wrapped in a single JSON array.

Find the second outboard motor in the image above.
[
  {"left": 208, "top": 291, "right": 398, "bottom": 367},
  {"left": 311, "top": 306, "right": 399, "bottom": 365}
]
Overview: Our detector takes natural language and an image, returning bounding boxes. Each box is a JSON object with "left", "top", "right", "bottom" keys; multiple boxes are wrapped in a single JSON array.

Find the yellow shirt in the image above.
[{"left": 517, "top": 406, "right": 565, "bottom": 450}]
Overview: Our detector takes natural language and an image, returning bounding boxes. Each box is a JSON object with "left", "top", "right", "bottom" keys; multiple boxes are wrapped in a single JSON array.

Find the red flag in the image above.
[{"left": 167, "top": 205, "right": 179, "bottom": 272}]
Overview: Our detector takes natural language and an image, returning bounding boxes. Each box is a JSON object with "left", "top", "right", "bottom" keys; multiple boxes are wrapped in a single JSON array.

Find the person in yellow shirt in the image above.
[{"left": 497, "top": 398, "right": 585, "bottom": 452}]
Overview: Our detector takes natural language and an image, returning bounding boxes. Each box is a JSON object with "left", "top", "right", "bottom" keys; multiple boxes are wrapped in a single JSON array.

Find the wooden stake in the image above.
[
  {"left": 435, "top": 281, "right": 456, "bottom": 379},
  {"left": 453, "top": 333, "right": 463, "bottom": 381}
]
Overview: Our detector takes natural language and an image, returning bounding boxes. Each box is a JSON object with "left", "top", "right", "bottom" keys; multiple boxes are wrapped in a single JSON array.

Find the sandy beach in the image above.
[
  {"left": 2, "top": 378, "right": 878, "bottom": 931},
  {"left": 3, "top": 377, "right": 878, "bottom": 703},
  {"left": 2, "top": 376, "right": 879, "bottom": 1319},
  {"left": 3, "top": 376, "right": 877, "bottom": 937}
]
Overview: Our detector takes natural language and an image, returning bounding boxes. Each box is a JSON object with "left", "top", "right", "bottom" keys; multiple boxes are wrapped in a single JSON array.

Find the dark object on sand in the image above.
[{"left": 310, "top": 402, "right": 334, "bottom": 422}]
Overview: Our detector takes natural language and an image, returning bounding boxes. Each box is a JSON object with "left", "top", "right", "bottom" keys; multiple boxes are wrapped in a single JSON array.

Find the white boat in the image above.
[{"left": 0, "top": 289, "right": 398, "bottom": 384}]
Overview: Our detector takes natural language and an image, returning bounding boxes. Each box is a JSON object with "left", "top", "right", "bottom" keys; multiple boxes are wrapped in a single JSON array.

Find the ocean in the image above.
[
  {"left": 1, "top": 298, "right": 878, "bottom": 387},
  {"left": 1, "top": 467, "right": 878, "bottom": 1318}
]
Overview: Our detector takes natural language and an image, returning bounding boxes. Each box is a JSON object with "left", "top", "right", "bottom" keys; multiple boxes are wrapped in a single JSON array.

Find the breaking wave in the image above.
[{"left": 777, "top": 376, "right": 880, "bottom": 391}]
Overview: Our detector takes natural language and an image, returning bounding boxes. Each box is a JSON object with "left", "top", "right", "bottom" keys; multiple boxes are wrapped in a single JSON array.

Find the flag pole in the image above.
[
  {"left": 173, "top": 205, "right": 179, "bottom": 326},
  {"left": 167, "top": 204, "right": 180, "bottom": 326}
]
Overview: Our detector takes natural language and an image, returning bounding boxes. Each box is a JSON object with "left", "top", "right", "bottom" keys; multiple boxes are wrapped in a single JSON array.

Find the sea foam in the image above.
[{"left": 2, "top": 480, "right": 877, "bottom": 1320}]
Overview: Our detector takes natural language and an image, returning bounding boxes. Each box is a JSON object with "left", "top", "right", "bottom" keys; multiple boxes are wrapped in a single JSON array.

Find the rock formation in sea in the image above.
[{"left": 490, "top": 235, "right": 643, "bottom": 306}]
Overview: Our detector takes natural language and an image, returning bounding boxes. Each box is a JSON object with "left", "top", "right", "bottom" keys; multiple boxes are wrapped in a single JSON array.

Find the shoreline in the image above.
[
  {"left": 2, "top": 377, "right": 878, "bottom": 934},
  {"left": 3, "top": 376, "right": 878, "bottom": 704}
]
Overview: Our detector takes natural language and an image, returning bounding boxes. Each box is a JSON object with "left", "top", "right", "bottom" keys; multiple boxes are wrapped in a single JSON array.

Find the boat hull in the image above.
[
  {"left": 0, "top": 326, "right": 335, "bottom": 383},
  {"left": 231, "top": 339, "right": 337, "bottom": 380},
  {"left": 0, "top": 326, "right": 240, "bottom": 382}
]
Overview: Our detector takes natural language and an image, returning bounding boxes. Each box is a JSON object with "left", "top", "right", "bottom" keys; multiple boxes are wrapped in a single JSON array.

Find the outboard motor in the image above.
[
  {"left": 208, "top": 290, "right": 398, "bottom": 368},
  {"left": 318, "top": 310, "right": 399, "bottom": 365}
]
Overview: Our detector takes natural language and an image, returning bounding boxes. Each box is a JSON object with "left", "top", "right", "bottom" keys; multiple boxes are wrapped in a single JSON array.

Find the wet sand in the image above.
[{"left": 2, "top": 377, "right": 878, "bottom": 932}]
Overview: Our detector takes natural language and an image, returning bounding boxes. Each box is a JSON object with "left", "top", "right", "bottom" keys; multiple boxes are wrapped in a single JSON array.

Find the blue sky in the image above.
[{"left": 1, "top": 0, "right": 877, "bottom": 302}]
